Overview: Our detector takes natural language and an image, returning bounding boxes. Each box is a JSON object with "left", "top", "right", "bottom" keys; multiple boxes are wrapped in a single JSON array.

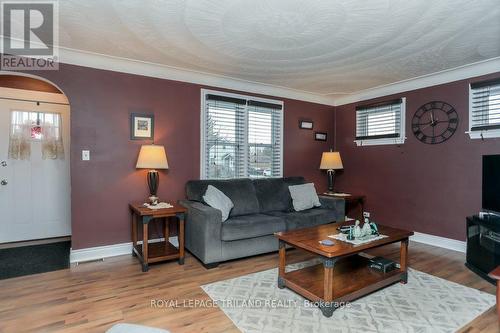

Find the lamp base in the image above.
[
  {"left": 147, "top": 170, "right": 160, "bottom": 204},
  {"left": 148, "top": 195, "right": 159, "bottom": 205},
  {"left": 327, "top": 169, "right": 336, "bottom": 193}
]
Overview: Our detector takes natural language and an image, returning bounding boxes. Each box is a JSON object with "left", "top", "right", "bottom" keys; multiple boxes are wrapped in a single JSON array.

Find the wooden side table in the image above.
[
  {"left": 321, "top": 193, "right": 366, "bottom": 221},
  {"left": 129, "top": 202, "right": 187, "bottom": 272}
]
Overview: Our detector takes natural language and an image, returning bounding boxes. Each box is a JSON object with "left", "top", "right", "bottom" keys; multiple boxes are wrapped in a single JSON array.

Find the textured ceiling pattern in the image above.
[{"left": 59, "top": 0, "right": 500, "bottom": 96}]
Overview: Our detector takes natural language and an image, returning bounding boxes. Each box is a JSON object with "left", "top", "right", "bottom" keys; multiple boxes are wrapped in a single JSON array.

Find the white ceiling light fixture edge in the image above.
[
  {"left": 57, "top": 47, "right": 337, "bottom": 106},
  {"left": 334, "top": 57, "right": 500, "bottom": 106}
]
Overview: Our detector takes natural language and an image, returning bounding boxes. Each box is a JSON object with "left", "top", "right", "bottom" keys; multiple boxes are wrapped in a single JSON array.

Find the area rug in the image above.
[
  {"left": 202, "top": 260, "right": 495, "bottom": 333},
  {"left": 0, "top": 241, "right": 70, "bottom": 280}
]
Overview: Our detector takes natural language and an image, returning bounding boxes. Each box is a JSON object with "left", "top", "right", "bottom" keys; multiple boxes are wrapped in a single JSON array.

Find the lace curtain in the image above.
[
  {"left": 40, "top": 112, "right": 64, "bottom": 159},
  {"left": 8, "top": 111, "right": 64, "bottom": 160}
]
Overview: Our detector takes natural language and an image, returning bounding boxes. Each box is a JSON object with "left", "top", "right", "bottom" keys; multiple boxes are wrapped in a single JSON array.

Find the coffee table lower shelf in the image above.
[{"left": 279, "top": 255, "right": 406, "bottom": 317}]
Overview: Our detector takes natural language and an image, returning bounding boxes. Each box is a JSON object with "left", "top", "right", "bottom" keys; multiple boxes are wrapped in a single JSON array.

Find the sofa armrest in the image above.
[
  {"left": 179, "top": 200, "right": 223, "bottom": 264},
  {"left": 319, "top": 196, "right": 346, "bottom": 221}
]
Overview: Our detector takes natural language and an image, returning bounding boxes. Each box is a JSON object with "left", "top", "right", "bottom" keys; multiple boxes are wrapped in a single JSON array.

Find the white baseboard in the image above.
[
  {"left": 410, "top": 232, "right": 466, "bottom": 253},
  {"left": 70, "top": 237, "right": 179, "bottom": 264},
  {"left": 71, "top": 232, "right": 465, "bottom": 264}
]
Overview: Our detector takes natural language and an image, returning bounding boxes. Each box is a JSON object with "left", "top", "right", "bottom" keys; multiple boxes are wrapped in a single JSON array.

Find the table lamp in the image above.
[
  {"left": 136, "top": 144, "right": 169, "bottom": 203},
  {"left": 320, "top": 150, "right": 343, "bottom": 195}
]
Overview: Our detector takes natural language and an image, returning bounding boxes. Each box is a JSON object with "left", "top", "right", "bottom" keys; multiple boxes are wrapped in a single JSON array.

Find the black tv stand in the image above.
[
  {"left": 480, "top": 210, "right": 500, "bottom": 221},
  {"left": 466, "top": 215, "right": 500, "bottom": 285}
]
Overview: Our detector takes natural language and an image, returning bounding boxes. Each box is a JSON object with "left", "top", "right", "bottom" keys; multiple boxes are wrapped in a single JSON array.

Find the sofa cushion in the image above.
[
  {"left": 288, "top": 183, "right": 321, "bottom": 211},
  {"left": 221, "top": 214, "right": 286, "bottom": 241},
  {"left": 266, "top": 208, "right": 337, "bottom": 230},
  {"left": 202, "top": 185, "right": 234, "bottom": 222},
  {"left": 252, "top": 177, "right": 306, "bottom": 213},
  {"left": 252, "top": 178, "right": 291, "bottom": 213},
  {"left": 186, "top": 179, "right": 260, "bottom": 217}
]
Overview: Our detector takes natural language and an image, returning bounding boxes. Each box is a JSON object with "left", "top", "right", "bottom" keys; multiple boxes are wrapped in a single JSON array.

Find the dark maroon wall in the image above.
[
  {"left": 335, "top": 72, "right": 500, "bottom": 241},
  {"left": 20, "top": 63, "right": 334, "bottom": 249}
]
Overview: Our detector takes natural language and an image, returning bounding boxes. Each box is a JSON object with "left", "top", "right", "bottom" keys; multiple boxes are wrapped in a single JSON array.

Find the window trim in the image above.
[
  {"left": 354, "top": 97, "right": 406, "bottom": 146},
  {"left": 200, "top": 89, "right": 284, "bottom": 179},
  {"left": 468, "top": 81, "right": 500, "bottom": 139}
]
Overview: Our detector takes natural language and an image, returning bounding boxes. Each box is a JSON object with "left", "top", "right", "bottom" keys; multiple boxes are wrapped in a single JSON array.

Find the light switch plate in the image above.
[{"left": 82, "top": 150, "right": 90, "bottom": 161}]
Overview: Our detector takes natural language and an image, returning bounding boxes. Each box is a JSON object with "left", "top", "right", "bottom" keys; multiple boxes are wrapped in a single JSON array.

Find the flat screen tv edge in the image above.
[{"left": 482, "top": 154, "right": 500, "bottom": 218}]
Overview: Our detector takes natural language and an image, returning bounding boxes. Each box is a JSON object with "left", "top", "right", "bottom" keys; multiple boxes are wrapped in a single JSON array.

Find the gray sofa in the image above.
[{"left": 180, "top": 177, "right": 345, "bottom": 268}]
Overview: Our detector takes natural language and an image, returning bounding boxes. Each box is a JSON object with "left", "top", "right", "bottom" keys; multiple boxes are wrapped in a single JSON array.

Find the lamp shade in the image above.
[
  {"left": 320, "top": 151, "right": 343, "bottom": 170},
  {"left": 136, "top": 145, "right": 169, "bottom": 169}
]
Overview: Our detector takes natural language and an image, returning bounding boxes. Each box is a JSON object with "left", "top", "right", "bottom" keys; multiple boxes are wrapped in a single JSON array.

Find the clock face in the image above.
[{"left": 412, "top": 101, "right": 459, "bottom": 144}]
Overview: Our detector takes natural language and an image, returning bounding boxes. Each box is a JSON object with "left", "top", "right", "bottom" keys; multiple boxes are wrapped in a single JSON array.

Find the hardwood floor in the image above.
[{"left": 0, "top": 242, "right": 497, "bottom": 333}]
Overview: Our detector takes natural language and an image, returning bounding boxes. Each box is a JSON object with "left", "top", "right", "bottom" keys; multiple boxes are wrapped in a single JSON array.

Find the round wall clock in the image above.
[{"left": 412, "top": 101, "right": 459, "bottom": 144}]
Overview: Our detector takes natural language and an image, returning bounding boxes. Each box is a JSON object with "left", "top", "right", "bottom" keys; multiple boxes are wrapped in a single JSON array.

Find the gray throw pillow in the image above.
[
  {"left": 288, "top": 183, "right": 321, "bottom": 211},
  {"left": 203, "top": 185, "right": 234, "bottom": 222}
]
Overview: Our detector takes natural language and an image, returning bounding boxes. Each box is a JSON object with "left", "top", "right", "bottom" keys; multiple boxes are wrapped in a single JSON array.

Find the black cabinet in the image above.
[{"left": 465, "top": 215, "right": 500, "bottom": 284}]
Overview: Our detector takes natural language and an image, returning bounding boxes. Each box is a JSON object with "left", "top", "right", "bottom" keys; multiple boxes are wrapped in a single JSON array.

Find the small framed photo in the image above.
[
  {"left": 315, "top": 132, "right": 327, "bottom": 141},
  {"left": 299, "top": 120, "right": 313, "bottom": 130},
  {"left": 131, "top": 113, "right": 154, "bottom": 140}
]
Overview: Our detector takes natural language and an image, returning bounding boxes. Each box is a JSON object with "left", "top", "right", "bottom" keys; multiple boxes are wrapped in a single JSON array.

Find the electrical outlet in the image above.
[
  {"left": 363, "top": 212, "right": 370, "bottom": 218},
  {"left": 82, "top": 150, "right": 90, "bottom": 161}
]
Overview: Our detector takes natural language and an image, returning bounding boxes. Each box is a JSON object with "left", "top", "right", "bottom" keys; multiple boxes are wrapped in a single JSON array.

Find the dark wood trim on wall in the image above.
[{"left": 0, "top": 75, "right": 62, "bottom": 94}]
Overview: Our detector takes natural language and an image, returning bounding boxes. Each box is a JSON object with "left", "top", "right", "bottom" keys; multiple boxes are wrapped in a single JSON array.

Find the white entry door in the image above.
[{"left": 0, "top": 88, "right": 71, "bottom": 243}]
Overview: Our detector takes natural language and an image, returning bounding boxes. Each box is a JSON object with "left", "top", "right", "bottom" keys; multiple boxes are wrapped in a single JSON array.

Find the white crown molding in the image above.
[
  {"left": 2, "top": 36, "right": 498, "bottom": 107},
  {"left": 0, "top": 36, "right": 335, "bottom": 105},
  {"left": 410, "top": 232, "right": 466, "bottom": 253},
  {"left": 55, "top": 46, "right": 337, "bottom": 106},
  {"left": 334, "top": 57, "right": 500, "bottom": 106},
  {"left": 70, "top": 237, "right": 179, "bottom": 264}
]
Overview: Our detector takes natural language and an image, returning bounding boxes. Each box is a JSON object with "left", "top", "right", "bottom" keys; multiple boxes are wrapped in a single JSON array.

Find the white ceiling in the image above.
[{"left": 58, "top": 0, "right": 500, "bottom": 101}]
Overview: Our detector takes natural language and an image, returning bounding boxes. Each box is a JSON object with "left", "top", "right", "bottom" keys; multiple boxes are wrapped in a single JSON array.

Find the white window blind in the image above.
[
  {"left": 202, "top": 91, "right": 283, "bottom": 179},
  {"left": 470, "top": 79, "right": 500, "bottom": 133},
  {"left": 355, "top": 98, "right": 406, "bottom": 146},
  {"left": 247, "top": 101, "right": 283, "bottom": 178}
]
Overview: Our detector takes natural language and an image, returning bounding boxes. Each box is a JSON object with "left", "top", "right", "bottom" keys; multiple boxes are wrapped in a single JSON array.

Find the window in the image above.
[
  {"left": 10, "top": 111, "right": 62, "bottom": 140},
  {"left": 8, "top": 110, "right": 64, "bottom": 160},
  {"left": 201, "top": 90, "right": 283, "bottom": 179},
  {"left": 355, "top": 98, "right": 406, "bottom": 146},
  {"left": 469, "top": 79, "right": 500, "bottom": 139}
]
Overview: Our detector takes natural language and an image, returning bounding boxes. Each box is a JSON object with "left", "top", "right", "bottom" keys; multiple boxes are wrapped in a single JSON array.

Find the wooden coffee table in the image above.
[{"left": 275, "top": 222, "right": 413, "bottom": 317}]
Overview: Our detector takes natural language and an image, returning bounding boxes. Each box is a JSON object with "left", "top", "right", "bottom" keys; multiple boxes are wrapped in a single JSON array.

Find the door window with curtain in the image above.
[
  {"left": 8, "top": 110, "right": 64, "bottom": 160},
  {"left": 201, "top": 90, "right": 283, "bottom": 179}
]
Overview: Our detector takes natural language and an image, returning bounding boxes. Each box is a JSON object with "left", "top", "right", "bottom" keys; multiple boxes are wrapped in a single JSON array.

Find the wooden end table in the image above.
[
  {"left": 129, "top": 202, "right": 187, "bottom": 272},
  {"left": 275, "top": 222, "right": 413, "bottom": 317}
]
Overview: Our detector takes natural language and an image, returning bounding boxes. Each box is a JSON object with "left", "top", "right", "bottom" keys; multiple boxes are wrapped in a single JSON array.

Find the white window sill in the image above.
[
  {"left": 468, "top": 130, "right": 500, "bottom": 139},
  {"left": 354, "top": 137, "right": 406, "bottom": 146}
]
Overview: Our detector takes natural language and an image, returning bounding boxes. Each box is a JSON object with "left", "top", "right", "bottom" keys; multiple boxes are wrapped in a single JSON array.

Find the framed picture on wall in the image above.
[
  {"left": 299, "top": 120, "right": 314, "bottom": 129},
  {"left": 130, "top": 113, "right": 154, "bottom": 140},
  {"left": 315, "top": 132, "right": 327, "bottom": 141}
]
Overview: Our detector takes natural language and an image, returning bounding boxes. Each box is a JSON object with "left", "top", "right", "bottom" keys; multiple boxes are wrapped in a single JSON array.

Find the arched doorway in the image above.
[{"left": 0, "top": 73, "right": 71, "bottom": 244}]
